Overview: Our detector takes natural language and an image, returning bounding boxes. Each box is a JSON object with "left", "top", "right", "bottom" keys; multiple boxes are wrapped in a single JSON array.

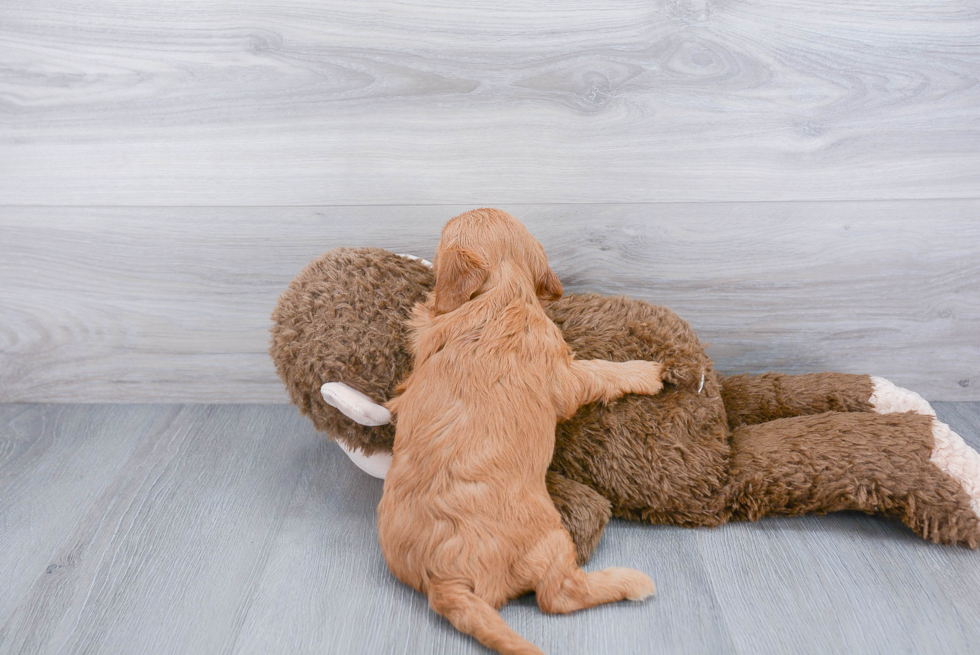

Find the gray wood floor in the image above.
[{"left": 2, "top": 402, "right": 979, "bottom": 655}]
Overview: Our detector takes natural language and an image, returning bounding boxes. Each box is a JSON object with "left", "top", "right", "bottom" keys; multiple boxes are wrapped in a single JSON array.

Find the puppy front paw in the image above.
[{"left": 627, "top": 360, "right": 664, "bottom": 396}]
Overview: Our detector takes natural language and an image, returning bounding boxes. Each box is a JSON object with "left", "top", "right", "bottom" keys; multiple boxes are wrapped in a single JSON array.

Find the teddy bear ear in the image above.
[
  {"left": 321, "top": 382, "right": 391, "bottom": 426},
  {"left": 432, "top": 247, "right": 489, "bottom": 314}
]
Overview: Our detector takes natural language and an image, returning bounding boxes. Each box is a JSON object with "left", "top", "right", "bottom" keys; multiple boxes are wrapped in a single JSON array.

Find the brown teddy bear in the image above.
[{"left": 270, "top": 238, "right": 980, "bottom": 563}]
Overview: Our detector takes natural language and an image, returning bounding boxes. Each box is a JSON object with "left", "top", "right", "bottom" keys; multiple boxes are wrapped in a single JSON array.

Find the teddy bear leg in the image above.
[
  {"left": 546, "top": 471, "right": 613, "bottom": 565},
  {"left": 720, "top": 372, "right": 875, "bottom": 430},
  {"left": 867, "top": 377, "right": 980, "bottom": 521},
  {"left": 726, "top": 411, "right": 980, "bottom": 547}
]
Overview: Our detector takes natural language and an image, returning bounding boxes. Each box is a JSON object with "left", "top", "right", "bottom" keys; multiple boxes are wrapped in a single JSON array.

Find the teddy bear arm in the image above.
[
  {"left": 546, "top": 471, "right": 612, "bottom": 565},
  {"left": 720, "top": 372, "right": 875, "bottom": 430}
]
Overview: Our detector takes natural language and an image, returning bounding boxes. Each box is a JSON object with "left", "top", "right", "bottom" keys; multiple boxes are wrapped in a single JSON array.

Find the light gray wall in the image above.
[{"left": 2, "top": 1, "right": 978, "bottom": 401}]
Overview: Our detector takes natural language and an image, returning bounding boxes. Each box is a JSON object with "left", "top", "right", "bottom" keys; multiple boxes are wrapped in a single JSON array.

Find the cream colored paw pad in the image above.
[
  {"left": 930, "top": 420, "right": 980, "bottom": 517},
  {"left": 869, "top": 376, "right": 936, "bottom": 416}
]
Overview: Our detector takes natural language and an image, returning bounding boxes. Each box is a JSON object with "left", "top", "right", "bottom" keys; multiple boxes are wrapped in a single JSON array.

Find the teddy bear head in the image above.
[{"left": 270, "top": 247, "right": 434, "bottom": 456}]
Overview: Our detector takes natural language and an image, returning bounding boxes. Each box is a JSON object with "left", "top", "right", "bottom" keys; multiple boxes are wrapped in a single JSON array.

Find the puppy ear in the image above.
[
  {"left": 536, "top": 266, "right": 563, "bottom": 301},
  {"left": 433, "top": 247, "right": 489, "bottom": 314}
]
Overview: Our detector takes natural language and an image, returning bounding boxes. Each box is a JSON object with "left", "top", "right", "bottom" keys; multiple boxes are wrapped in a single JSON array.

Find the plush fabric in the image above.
[
  {"left": 270, "top": 247, "right": 980, "bottom": 558},
  {"left": 726, "top": 412, "right": 979, "bottom": 546},
  {"left": 545, "top": 472, "right": 613, "bottom": 565},
  {"left": 270, "top": 247, "right": 430, "bottom": 456}
]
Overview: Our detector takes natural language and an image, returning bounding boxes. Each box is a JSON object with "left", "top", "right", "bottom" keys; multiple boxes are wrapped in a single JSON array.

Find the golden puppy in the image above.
[{"left": 378, "top": 209, "right": 663, "bottom": 655}]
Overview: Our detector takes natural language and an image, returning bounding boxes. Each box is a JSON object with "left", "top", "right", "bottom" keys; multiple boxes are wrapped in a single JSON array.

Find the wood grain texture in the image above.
[
  {"left": 2, "top": 202, "right": 978, "bottom": 402},
  {"left": 1, "top": 0, "right": 979, "bottom": 205},
  {"left": 0, "top": 404, "right": 317, "bottom": 655},
  {"left": 0, "top": 405, "right": 170, "bottom": 622},
  {"left": 1, "top": 403, "right": 979, "bottom": 654}
]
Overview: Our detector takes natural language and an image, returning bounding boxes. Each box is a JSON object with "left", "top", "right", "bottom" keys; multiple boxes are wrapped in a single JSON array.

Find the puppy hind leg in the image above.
[
  {"left": 428, "top": 581, "right": 543, "bottom": 655},
  {"left": 531, "top": 530, "right": 655, "bottom": 615},
  {"left": 540, "top": 566, "right": 657, "bottom": 615}
]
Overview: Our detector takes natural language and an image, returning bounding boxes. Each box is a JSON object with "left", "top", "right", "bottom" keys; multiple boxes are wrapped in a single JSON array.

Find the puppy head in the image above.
[{"left": 431, "top": 208, "right": 562, "bottom": 315}]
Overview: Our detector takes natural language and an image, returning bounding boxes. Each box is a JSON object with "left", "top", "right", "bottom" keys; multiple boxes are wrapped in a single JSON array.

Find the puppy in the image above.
[{"left": 378, "top": 209, "right": 663, "bottom": 655}]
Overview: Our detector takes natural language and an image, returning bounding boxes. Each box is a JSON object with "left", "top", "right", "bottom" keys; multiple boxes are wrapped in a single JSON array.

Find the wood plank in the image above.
[
  {"left": 1, "top": 0, "right": 979, "bottom": 205},
  {"left": 0, "top": 405, "right": 172, "bottom": 622},
  {"left": 1, "top": 202, "right": 977, "bottom": 402},
  {"left": 232, "top": 422, "right": 736, "bottom": 655},
  {"left": 693, "top": 402, "right": 980, "bottom": 654},
  {"left": 0, "top": 404, "right": 317, "bottom": 655},
  {"left": 1, "top": 404, "right": 978, "bottom": 654}
]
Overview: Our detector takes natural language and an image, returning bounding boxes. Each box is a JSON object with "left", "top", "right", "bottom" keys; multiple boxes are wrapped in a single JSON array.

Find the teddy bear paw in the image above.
[
  {"left": 869, "top": 376, "right": 936, "bottom": 416},
  {"left": 869, "top": 377, "right": 980, "bottom": 518},
  {"left": 930, "top": 420, "right": 980, "bottom": 518}
]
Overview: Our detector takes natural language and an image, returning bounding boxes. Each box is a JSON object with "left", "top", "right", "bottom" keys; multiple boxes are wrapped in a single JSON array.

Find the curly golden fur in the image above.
[{"left": 377, "top": 209, "right": 662, "bottom": 655}]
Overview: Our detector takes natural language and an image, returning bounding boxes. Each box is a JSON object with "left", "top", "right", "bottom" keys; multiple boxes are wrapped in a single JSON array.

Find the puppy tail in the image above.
[{"left": 428, "top": 581, "right": 543, "bottom": 655}]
